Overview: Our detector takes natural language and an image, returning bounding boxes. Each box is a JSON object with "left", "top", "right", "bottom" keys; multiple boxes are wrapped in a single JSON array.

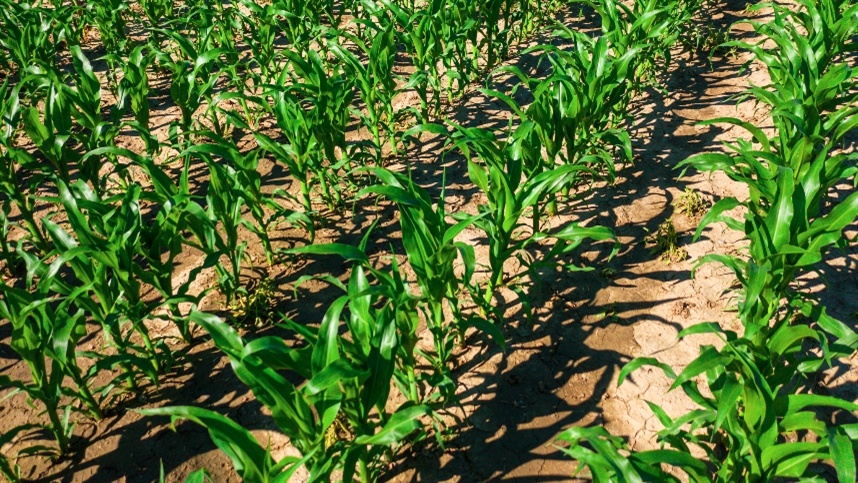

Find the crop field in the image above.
[{"left": 1, "top": 0, "right": 857, "bottom": 481}]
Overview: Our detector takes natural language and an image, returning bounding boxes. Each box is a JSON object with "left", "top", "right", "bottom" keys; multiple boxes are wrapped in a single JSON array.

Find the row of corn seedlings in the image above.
[
  {"left": 0, "top": 0, "right": 575, "bottom": 478},
  {"left": 139, "top": 0, "right": 711, "bottom": 479},
  {"left": 561, "top": 0, "right": 858, "bottom": 480},
  {"left": 0, "top": 0, "right": 705, "bottom": 479}
]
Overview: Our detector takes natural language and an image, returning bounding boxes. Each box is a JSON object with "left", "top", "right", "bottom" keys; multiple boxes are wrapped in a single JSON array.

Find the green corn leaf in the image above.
[
  {"left": 283, "top": 244, "right": 369, "bottom": 264},
  {"left": 713, "top": 376, "right": 742, "bottom": 433},
  {"left": 139, "top": 406, "right": 273, "bottom": 483},
  {"left": 188, "top": 312, "right": 243, "bottom": 357},
  {"left": 670, "top": 347, "right": 732, "bottom": 390},
  {"left": 828, "top": 427, "right": 856, "bottom": 483},
  {"left": 693, "top": 197, "right": 741, "bottom": 241},
  {"left": 777, "top": 394, "right": 858, "bottom": 417},
  {"left": 241, "top": 337, "right": 313, "bottom": 380},
  {"left": 630, "top": 450, "right": 708, "bottom": 480},
  {"left": 312, "top": 296, "right": 346, "bottom": 374},
  {"left": 353, "top": 404, "right": 431, "bottom": 446},
  {"left": 617, "top": 357, "right": 677, "bottom": 386},
  {"left": 761, "top": 442, "right": 826, "bottom": 478},
  {"left": 304, "top": 359, "right": 367, "bottom": 396},
  {"left": 767, "top": 325, "right": 819, "bottom": 357},
  {"left": 361, "top": 312, "right": 397, "bottom": 411}
]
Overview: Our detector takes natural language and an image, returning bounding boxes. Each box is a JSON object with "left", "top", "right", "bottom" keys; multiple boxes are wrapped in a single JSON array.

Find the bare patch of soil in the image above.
[{"left": 2, "top": 1, "right": 856, "bottom": 482}]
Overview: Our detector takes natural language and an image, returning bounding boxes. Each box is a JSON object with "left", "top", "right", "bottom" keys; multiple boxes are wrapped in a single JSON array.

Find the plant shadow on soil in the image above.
[
  {"left": 13, "top": 0, "right": 847, "bottom": 481},
  {"left": 377, "top": 3, "right": 763, "bottom": 481}
]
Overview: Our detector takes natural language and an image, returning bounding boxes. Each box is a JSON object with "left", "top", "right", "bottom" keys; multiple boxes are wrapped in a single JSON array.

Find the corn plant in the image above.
[
  {"left": 289, "top": 239, "right": 430, "bottom": 407},
  {"left": 478, "top": 0, "right": 523, "bottom": 71},
  {"left": 67, "top": 47, "right": 123, "bottom": 185},
  {"left": 253, "top": 53, "right": 354, "bottom": 213},
  {"left": 285, "top": 49, "right": 355, "bottom": 206},
  {"left": 85, "top": 0, "right": 129, "bottom": 57},
  {"left": 565, "top": 309, "right": 858, "bottom": 482},
  {"left": 0, "top": 262, "right": 106, "bottom": 455},
  {"left": 562, "top": 0, "right": 858, "bottom": 478},
  {"left": 494, "top": 30, "right": 636, "bottom": 173},
  {"left": 443, "top": 123, "right": 618, "bottom": 314},
  {"left": 106, "top": 46, "right": 159, "bottom": 154},
  {"left": 441, "top": 0, "right": 481, "bottom": 101},
  {"left": 273, "top": 0, "right": 322, "bottom": 52},
  {"left": 104, "top": 146, "right": 222, "bottom": 344},
  {"left": 139, "top": 0, "right": 174, "bottom": 25},
  {"left": 0, "top": 1, "right": 62, "bottom": 75},
  {"left": 556, "top": 425, "right": 708, "bottom": 482},
  {"left": 144, "top": 294, "right": 432, "bottom": 482},
  {"left": 485, "top": 30, "right": 637, "bottom": 229},
  {"left": 0, "top": 80, "right": 51, "bottom": 259},
  {"left": 357, "top": 167, "right": 482, "bottom": 402},
  {"left": 151, "top": 29, "right": 226, "bottom": 137},
  {"left": 18, "top": 72, "right": 78, "bottom": 188},
  {"left": 580, "top": 0, "right": 697, "bottom": 87},
  {"left": 0, "top": 290, "right": 84, "bottom": 457},
  {"left": 332, "top": 21, "right": 399, "bottom": 161},
  {"left": 382, "top": 0, "right": 446, "bottom": 123},
  {"left": 38, "top": 179, "right": 168, "bottom": 389},
  {"left": 678, "top": 0, "right": 858, "bottom": 343},
  {"left": 235, "top": 0, "right": 282, "bottom": 84},
  {"left": 179, "top": 141, "right": 264, "bottom": 305}
]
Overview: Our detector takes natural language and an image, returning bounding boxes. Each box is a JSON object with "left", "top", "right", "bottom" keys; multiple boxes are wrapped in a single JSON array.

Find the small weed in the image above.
[
  {"left": 674, "top": 187, "right": 708, "bottom": 219},
  {"left": 229, "top": 277, "right": 277, "bottom": 327},
  {"left": 680, "top": 22, "right": 734, "bottom": 57},
  {"left": 324, "top": 412, "right": 354, "bottom": 449},
  {"left": 647, "top": 219, "right": 688, "bottom": 263}
]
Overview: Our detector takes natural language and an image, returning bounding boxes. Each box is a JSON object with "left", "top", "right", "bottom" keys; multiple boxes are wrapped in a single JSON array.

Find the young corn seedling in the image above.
[
  {"left": 564, "top": 305, "right": 858, "bottom": 482},
  {"left": 679, "top": 0, "right": 858, "bottom": 344},
  {"left": 235, "top": 0, "right": 282, "bottom": 84},
  {"left": 332, "top": 21, "right": 400, "bottom": 161},
  {"left": 144, "top": 295, "right": 432, "bottom": 483},
  {"left": 487, "top": 31, "right": 637, "bottom": 228},
  {"left": 106, "top": 46, "right": 159, "bottom": 154},
  {"left": 66, "top": 46, "right": 123, "bottom": 189},
  {"left": 288, "top": 232, "right": 451, "bottom": 421},
  {"left": 180, "top": 141, "right": 269, "bottom": 305},
  {"left": 151, "top": 29, "right": 226, "bottom": 139},
  {"left": 0, "top": 81, "right": 51, "bottom": 257},
  {"left": 478, "top": 0, "right": 520, "bottom": 72},
  {"left": 253, "top": 54, "right": 353, "bottom": 214},
  {"left": 21, "top": 51, "right": 120, "bottom": 197},
  {"left": 114, "top": 147, "right": 223, "bottom": 344},
  {"left": 139, "top": 0, "right": 174, "bottom": 25},
  {"left": 84, "top": 0, "right": 129, "bottom": 57},
  {"left": 358, "top": 167, "right": 482, "bottom": 402},
  {"left": 284, "top": 49, "right": 355, "bottom": 207},
  {"left": 274, "top": 0, "right": 322, "bottom": 52},
  {"left": 0, "top": 283, "right": 92, "bottom": 456},
  {"left": 19, "top": 67, "right": 81, "bottom": 187},
  {"left": 445, "top": 123, "right": 618, "bottom": 315},
  {"left": 0, "top": 2, "right": 61, "bottom": 75},
  {"left": 440, "top": 0, "right": 481, "bottom": 101},
  {"left": 563, "top": 1, "right": 858, "bottom": 478},
  {"left": 39, "top": 179, "right": 166, "bottom": 390},
  {"left": 381, "top": 0, "right": 445, "bottom": 123},
  {"left": 582, "top": 0, "right": 693, "bottom": 88}
]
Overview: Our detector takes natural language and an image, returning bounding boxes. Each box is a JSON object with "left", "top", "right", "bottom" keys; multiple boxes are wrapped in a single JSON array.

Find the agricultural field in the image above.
[{"left": 0, "top": 0, "right": 857, "bottom": 481}]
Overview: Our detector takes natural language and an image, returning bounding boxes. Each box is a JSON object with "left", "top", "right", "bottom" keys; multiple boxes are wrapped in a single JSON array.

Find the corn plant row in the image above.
[
  {"left": 0, "top": 0, "right": 562, "bottom": 477},
  {"left": 0, "top": 0, "right": 697, "bottom": 480},
  {"left": 141, "top": 0, "right": 708, "bottom": 479},
  {"left": 561, "top": 0, "right": 858, "bottom": 480}
]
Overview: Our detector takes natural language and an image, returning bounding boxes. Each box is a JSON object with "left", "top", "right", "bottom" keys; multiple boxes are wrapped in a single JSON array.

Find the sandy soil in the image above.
[{"left": 1, "top": 0, "right": 856, "bottom": 482}]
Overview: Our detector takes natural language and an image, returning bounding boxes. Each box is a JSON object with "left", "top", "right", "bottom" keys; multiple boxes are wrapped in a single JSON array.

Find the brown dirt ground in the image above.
[{"left": 1, "top": 1, "right": 857, "bottom": 482}]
